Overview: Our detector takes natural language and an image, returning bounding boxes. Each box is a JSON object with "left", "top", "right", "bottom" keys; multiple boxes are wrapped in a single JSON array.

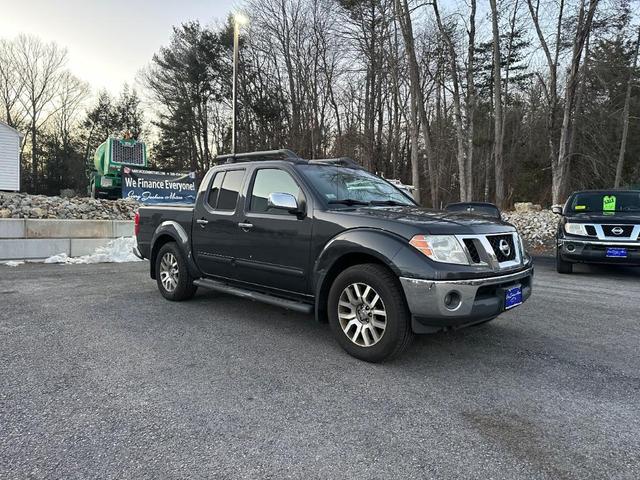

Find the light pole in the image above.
[{"left": 232, "top": 12, "right": 248, "bottom": 154}]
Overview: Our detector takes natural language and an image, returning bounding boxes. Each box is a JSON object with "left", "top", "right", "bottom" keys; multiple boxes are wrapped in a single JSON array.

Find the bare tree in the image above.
[
  {"left": 0, "top": 39, "right": 26, "bottom": 130},
  {"left": 52, "top": 72, "right": 89, "bottom": 146},
  {"left": 395, "top": 0, "right": 438, "bottom": 205},
  {"left": 13, "top": 34, "right": 68, "bottom": 191},
  {"left": 526, "top": 0, "right": 565, "bottom": 201},
  {"left": 555, "top": 0, "right": 600, "bottom": 202},
  {"left": 614, "top": 23, "right": 640, "bottom": 188},
  {"left": 432, "top": 0, "right": 469, "bottom": 201},
  {"left": 489, "top": 0, "right": 505, "bottom": 207},
  {"left": 465, "top": 0, "right": 477, "bottom": 202}
]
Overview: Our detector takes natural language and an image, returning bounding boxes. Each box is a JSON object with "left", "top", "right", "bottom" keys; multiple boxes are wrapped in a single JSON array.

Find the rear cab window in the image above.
[{"left": 205, "top": 169, "right": 245, "bottom": 211}]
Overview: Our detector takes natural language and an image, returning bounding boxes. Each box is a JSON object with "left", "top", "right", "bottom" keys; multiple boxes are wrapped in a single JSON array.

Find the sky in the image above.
[{"left": 0, "top": 0, "right": 238, "bottom": 94}]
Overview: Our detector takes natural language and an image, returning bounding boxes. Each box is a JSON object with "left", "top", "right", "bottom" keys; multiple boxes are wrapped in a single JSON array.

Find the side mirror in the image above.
[
  {"left": 551, "top": 205, "right": 563, "bottom": 215},
  {"left": 268, "top": 192, "right": 299, "bottom": 213}
]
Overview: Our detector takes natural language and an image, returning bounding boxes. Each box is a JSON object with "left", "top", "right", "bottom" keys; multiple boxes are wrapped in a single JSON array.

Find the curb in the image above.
[{"left": 0, "top": 219, "right": 134, "bottom": 261}]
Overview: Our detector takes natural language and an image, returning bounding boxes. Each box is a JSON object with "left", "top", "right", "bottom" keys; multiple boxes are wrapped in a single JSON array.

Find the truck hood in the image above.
[
  {"left": 565, "top": 212, "right": 640, "bottom": 224},
  {"left": 338, "top": 206, "right": 516, "bottom": 235}
]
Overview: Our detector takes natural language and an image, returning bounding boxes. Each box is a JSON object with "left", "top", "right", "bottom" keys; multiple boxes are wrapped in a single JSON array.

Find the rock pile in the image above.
[
  {"left": 0, "top": 193, "right": 138, "bottom": 220},
  {"left": 503, "top": 209, "right": 558, "bottom": 250}
]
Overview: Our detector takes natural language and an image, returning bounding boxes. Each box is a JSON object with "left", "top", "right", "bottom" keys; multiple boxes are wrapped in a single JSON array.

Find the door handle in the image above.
[
  {"left": 238, "top": 222, "right": 253, "bottom": 230},
  {"left": 196, "top": 218, "right": 209, "bottom": 226}
]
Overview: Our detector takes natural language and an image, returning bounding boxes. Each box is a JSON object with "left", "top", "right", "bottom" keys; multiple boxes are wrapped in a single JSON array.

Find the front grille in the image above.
[
  {"left": 111, "top": 140, "right": 145, "bottom": 165},
  {"left": 602, "top": 225, "right": 633, "bottom": 237},
  {"left": 463, "top": 239, "right": 481, "bottom": 263},
  {"left": 487, "top": 234, "right": 516, "bottom": 262}
]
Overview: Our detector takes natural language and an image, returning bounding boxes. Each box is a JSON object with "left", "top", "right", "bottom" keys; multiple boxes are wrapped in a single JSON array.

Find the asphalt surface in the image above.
[{"left": 1, "top": 258, "right": 639, "bottom": 479}]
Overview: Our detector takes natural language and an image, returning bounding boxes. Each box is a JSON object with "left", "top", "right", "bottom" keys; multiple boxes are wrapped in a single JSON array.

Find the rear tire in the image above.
[
  {"left": 556, "top": 250, "right": 573, "bottom": 274},
  {"left": 328, "top": 263, "right": 413, "bottom": 362},
  {"left": 155, "top": 242, "right": 198, "bottom": 301}
]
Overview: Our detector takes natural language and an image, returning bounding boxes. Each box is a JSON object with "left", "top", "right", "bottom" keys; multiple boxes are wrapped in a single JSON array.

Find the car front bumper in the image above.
[
  {"left": 558, "top": 238, "right": 640, "bottom": 265},
  {"left": 399, "top": 267, "right": 534, "bottom": 334}
]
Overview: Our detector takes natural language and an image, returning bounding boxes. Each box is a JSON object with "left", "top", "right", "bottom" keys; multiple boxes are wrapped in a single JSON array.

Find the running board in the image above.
[{"left": 193, "top": 278, "right": 313, "bottom": 314}]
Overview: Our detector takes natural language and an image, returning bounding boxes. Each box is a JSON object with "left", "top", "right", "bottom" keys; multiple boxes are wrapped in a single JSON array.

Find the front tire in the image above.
[
  {"left": 155, "top": 242, "right": 197, "bottom": 301},
  {"left": 556, "top": 249, "right": 573, "bottom": 274},
  {"left": 328, "top": 263, "right": 413, "bottom": 362}
]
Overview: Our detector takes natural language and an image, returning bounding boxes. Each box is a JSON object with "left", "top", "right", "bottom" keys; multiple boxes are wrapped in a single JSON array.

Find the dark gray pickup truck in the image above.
[{"left": 135, "top": 150, "right": 533, "bottom": 362}]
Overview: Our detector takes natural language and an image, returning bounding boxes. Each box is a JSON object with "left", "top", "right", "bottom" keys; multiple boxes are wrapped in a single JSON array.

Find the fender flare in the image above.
[
  {"left": 149, "top": 221, "right": 201, "bottom": 279},
  {"left": 312, "top": 228, "right": 409, "bottom": 322}
]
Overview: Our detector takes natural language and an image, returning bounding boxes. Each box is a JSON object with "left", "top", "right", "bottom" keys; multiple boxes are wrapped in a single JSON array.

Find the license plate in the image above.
[
  {"left": 606, "top": 247, "right": 627, "bottom": 258},
  {"left": 505, "top": 285, "right": 523, "bottom": 310}
]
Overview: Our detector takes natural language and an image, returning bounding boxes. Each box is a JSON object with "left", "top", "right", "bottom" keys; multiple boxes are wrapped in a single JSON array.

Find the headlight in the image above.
[
  {"left": 409, "top": 235, "right": 469, "bottom": 265},
  {"left": 564, "top": 223, "right": 589, "bottom": 236},
  {"left": 516, "top": 233, "right": 529, "bottom": 260}
]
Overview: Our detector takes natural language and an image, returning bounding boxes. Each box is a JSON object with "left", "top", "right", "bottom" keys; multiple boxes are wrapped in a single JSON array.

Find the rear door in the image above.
[
  {"left": 233, "top": 166, "right": 313, "bottom": 294},
  {"left": 192, "top": 168, "right": 246, "bottom": 279}
]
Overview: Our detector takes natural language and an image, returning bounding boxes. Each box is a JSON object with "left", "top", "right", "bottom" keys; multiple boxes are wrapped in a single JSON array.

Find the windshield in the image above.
[
  {"left": 297, "top": 165, "right": 415, "bottom": 207},
  {"left": 568, "top": 191, "right": 640, "bottom": 213}
]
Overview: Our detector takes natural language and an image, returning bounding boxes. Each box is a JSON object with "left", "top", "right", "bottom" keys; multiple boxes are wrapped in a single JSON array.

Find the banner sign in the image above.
[{"left": 122, "top": 167, "right": 196, "bottom": 204}]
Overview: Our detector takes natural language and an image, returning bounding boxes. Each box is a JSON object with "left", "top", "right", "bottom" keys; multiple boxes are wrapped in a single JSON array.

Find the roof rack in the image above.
[
  {"left": 215, "top": 149, "right": 302, "bottom": 164},
  {"left": 307, "top": 157, "right": 365, "bottom": 170}
]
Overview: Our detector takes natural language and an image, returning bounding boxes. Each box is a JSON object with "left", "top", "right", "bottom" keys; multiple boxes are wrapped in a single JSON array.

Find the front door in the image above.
[
  {"left": 233, "top": 167, "right": 312, "bottom": 295},
  {"left": 192, "top": 168, "right": 246, "bottom": 280}
]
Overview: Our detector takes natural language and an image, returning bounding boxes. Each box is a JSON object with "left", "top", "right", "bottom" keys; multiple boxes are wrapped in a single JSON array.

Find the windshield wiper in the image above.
[
  {"left": 368, "top": 200, "right": 409, "bottom": 206},
  {"left": 328, "top": 198, "right": 369, "bottom": 206}
]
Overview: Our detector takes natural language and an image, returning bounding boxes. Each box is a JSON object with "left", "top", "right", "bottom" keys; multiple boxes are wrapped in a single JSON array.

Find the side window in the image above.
[
  {"left": 216, "top": 170, "right": 245, "bottom": 211},
  {"left": 250, "top": 169, "right": 302, "bottom": 214},
  {"left": 207, "top": 172, "right": 224, "bottom": 208}
]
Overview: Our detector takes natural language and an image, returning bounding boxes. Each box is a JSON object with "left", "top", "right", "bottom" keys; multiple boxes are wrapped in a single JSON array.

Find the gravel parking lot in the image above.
[{"left": 1, "top": 258, "right": 639, "bottom": 479}]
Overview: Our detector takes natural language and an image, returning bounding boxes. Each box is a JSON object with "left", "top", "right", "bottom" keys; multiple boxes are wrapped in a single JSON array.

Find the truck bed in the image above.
[{"left": 136, "top": 204, "right": 194, "bottom": 259}]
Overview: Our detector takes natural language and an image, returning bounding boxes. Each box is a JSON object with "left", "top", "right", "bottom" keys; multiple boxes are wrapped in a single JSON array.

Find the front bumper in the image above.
[
  {"left": 558, "top": 238, "right": 640, "bottom": 265},
  {"left": 400, "top": 267, "right": 533, "bottom": 334}
]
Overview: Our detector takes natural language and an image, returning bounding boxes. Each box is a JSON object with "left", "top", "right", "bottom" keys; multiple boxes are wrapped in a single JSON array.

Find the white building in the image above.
[{"left": 0, "top": 121, "right": 22, "bottom": 191}]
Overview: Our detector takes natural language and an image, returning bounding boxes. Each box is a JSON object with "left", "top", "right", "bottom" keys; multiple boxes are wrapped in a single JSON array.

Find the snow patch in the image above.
[
  {"left": 44, "top": 237, "right": 142, "bottom": 264},
  {"left": 3, "top": 260, "right": 25, "bottom": 267}
]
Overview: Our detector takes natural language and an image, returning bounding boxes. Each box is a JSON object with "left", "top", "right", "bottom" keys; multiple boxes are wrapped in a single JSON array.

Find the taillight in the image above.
[{"left": 134, "top": 211, "right": 140, "bottom": 237}]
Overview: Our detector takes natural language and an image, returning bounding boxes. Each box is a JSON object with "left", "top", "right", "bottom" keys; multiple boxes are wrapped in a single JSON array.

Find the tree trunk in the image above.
[
  {"left": 465, "top": 0, "right": 477, "bottom": 201},
  {"left": 395, "top": 0, "right": 437, "bottom": 206},
  {"left": 489, "top": 0, "right": 504, "bottom": 208},
  {"left": 554, "top": 0, "right": 599, "bottom": 203},
  {"left": 31, "top": 112, "right": 37, "bottom": 192},
  {"left": 614, "top": 24, "right": 640, "bottom": 188},
  {"left": 409, "top": 94, "right": 421, "bottom": 202},
  {"left": 433, "top": 0, "right": 467, "bottom": 202},
  {"left": 527, "top": 0, "right": 564, "bottom": 203}
]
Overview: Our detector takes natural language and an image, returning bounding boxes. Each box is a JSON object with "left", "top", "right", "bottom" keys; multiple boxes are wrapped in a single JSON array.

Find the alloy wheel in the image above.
[
  {"left": 338, "top": 282, "right": 387, "bottom": 347},
  {"left": 159, "top": 252, "right": 179, "bottom": 293}
]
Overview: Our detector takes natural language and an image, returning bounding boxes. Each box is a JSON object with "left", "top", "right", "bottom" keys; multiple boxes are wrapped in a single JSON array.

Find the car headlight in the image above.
[
  {"left": 516, "top": 233, "right": 529, "bottom": 260},
  {"left": 409, "top": 235, "right": 469, "bottom": 265},
  {"left": 564, "top": 223, "right": 589, "bottom": 236}
]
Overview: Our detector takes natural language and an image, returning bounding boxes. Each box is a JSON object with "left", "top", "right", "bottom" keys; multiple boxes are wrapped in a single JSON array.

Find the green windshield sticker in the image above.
[
  {"left": 603, "top": 195, "right": 617, "bottom": 211},
  {"left": 575, "top": 205, "right": 586, "bottom": 210}
]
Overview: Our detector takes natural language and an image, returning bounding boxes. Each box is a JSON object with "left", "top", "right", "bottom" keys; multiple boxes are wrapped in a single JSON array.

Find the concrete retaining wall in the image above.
[{"left": 0, "top": 219, "right": 134, "bottom": 261}]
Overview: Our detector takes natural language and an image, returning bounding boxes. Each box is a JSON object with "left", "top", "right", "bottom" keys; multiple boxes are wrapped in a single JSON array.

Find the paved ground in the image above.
[{"left": 1, "top": 259, "right": 639, "bottom": 479}]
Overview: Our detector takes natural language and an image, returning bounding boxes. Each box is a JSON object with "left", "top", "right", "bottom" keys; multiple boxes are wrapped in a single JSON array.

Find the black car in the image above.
[
  {"left": 134, "top": 150, "right": 533, "bottom": 362},
  {"left": 553, "top": 189, "right": 640, "bottom": 273}
]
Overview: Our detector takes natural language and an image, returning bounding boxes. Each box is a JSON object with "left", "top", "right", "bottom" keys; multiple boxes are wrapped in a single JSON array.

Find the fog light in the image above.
[
  {"left": 566, "top": 244, "right": 576, "bottom": 252},
  {"left": 444, "top": 291, "right": 462, "bottom": 311}
]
